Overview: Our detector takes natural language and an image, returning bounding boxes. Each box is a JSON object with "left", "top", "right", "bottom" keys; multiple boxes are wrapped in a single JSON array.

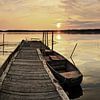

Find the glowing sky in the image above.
[{"left": 0, "top": 0, "right": 100, "bottom": 30}]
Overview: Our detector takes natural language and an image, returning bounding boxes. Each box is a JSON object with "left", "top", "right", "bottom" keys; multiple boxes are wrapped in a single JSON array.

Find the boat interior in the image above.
[{"left": 43, "top": 49, "right": 82, "bottom": 79}]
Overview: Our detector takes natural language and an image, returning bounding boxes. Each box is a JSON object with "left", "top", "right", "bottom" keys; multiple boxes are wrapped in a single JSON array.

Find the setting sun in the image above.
[{"left": 56, "top": 23, "right": 61, "bottom": 28}]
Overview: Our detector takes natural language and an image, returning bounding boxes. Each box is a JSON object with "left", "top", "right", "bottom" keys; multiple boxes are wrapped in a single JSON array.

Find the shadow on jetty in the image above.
[{"left": 64, "top": 85, "right": 83, "bottom": 99}]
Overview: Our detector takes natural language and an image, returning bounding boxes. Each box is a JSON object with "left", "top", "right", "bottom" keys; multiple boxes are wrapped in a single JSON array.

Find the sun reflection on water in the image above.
[{"left": 56, "top": 34, "right": 61, "bottom": 40}]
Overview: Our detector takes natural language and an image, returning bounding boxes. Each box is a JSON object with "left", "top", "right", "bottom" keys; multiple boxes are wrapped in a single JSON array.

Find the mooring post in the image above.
[
  {"left": 47, "top": 32, "right": 48, "bottom": 47},
  {"left": 70, "top": 43, "right": 78, "bottom": 66},
  {"left": 45, "top": 32, "right": 46, "bottom": 46},
  {"left": 3, "top": 33, "right": 5, "bottom": 55},
  {"left": 52, "top": 31, "right": 54, "bottom": 51},
  {"left": 45, "top": 32, "right": 47, "bottom": 46},
  {"left": 45, "top": 32, "right": 48, "bottom": 47},
  {"left": 42, "top": 32, "right": 44, "bottom": 44},
  {"left": 70, "top": 43, "right": 78, "bottom": 58},
  {"left": 44, "top": 32, "right": 45, "bottom": 45}
]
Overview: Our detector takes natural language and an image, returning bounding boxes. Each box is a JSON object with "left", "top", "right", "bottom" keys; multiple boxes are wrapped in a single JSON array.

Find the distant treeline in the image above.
[
  {"left": 64, "top": 29, "right": 100, "bottom": 34},
  {"left": 0, "top": 29, "right": 100, "bottom": 34}
]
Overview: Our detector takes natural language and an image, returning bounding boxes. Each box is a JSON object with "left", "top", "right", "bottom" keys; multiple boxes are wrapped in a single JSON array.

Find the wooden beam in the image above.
[
  {"left": 2, "top": 33, "right": 5, "bottom": 55},
  {"left": 37, "top": 49, "right": 69, "bottom": 100},
  {"left": 47, "top": 32, "right": 48, "bottom": 47},
  {"left": 52, "top": 31, "right": 54, "bottom": 51},
  {"left": 42, "top": 32, "right": 44, "bottom": 43},
  {"left": 45, "top": 32, "right": 46, "bottom": 45}
]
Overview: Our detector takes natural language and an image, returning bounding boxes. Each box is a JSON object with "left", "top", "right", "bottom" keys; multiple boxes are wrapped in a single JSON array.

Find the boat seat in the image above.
[
  {"left": 60, "top": 71, "right": 81, "bottom": 79},
  {"left": 45, "top": 56, "right": 51, "bottom": 61},
  {"left": 49, "top": 55, "right": 65, "bottom": 61},
  {"left": 44, "top": 49, "right": 53, "bottom": 56},
  {"left": 52, "top": 65, "right": 66, "bottom": 71},
  {"left": 45, "top": 49, "right": 52, "bottom": 53},
  {"left": 50, "top": 56, "right": 59, "bottom": 60}
]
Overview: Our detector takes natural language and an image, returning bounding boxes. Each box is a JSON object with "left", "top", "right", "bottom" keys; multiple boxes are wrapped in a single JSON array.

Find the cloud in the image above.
[
  {"left": 60, "top": 0, "right": 100, "bottom": 28},
  {"left": 67, "top": 20, "right": 100, "bottom": 25},
  {"left": 0, "top": 0, "right": 100, "bottom": 29},
  {"left": 61, "top": 0, "right": 100, "bottom": 17},
  {"left": 0, "top": 0, "right": 61, "bottom": 15},
  {"left": 0, "top": 0, "right": 63, "bottom": 29},
  {"left": 62, "top": 20, "right": 100, "bottom": 29}
]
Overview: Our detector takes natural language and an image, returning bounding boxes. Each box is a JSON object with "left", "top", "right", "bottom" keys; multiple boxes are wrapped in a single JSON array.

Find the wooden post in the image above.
[
  {"left": 45, "top": 32, "right": 46, "bottom": 46},
  {"left": 42, "top": 32, "right": 44, "bottom": 44},
  {"left": 3, "top": 33, "right": 5, "bottom": 55},
  {"left": 47, "top": 32, "right": 48, "bottom": 47},
  {"left": 44, "top": 32, "right": 45, "bottom": 45},
  {"left": 70, "top": 43, "right": 78, "bottom": 66},
  {"left": 52, "top": 31, "right": 54, "bottom": 51},
  {"left": 70, "top": 43, "right": 78, "bottom": 58},
  {"left": 46, "top": 32, "right": 47, "bottom": 46}
]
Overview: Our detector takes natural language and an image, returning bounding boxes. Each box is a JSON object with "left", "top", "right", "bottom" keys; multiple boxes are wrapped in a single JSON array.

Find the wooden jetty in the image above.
[{"left": 0, "top": 40, "right": 69, "bottom": 100}]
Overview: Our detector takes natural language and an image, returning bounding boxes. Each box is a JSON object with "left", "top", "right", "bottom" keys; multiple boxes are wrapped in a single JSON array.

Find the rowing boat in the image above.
[{"left": 42, "top": 49, "right": 83, "bottom": 87}]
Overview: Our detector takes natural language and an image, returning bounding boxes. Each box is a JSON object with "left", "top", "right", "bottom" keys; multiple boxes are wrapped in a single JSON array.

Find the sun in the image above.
[{"left": 56, "top": 23, "right": 61, "bottom": 28}]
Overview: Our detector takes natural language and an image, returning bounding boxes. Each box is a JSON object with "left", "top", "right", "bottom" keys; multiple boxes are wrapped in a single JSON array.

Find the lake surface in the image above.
[{"left": 0, "top": 32, "right": 100, "bottom": 100}]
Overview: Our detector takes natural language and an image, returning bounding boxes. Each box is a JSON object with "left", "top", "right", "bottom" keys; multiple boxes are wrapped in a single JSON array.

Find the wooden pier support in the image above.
[
  {"left": 42, "top": 32, "right": 44, "bottom": 43},
  {"left": 2, "top": 33, "right": 5, "bottom": 55},
  {"left": 45, "top": 32, "right": 49, "bottom": 47},
  {"left": 42, "top": 31, "right": 54, "bottom": 51},
  {"left": 42, "top": 32, "right": 49, "bottom": 47},
  {"left": 52, "top": 31, "right": 54, "bottom": 51}
]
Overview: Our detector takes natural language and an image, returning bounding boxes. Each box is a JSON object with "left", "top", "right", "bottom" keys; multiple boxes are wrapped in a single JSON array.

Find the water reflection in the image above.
[
  {"left": 0, "top": 32, "right": 100, "bottom": 99},
  {"left": 63, "top": 85, "right": 83, "bottom": 99}
]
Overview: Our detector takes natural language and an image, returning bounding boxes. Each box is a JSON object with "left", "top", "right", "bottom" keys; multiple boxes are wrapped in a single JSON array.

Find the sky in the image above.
[{"left": 0, "top": 0, "right": 100, "bottom": 30}]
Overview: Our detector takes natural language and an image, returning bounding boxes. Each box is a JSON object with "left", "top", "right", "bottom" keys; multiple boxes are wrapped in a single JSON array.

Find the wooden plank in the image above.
[
  {"left": 37, "top": 49, "right": 69, "bottom": 100},
  {"left": 0, "top": 41, "right": 67, "bottom": 100}
]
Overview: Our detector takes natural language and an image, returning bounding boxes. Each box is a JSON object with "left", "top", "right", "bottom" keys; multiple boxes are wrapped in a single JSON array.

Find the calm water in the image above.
[{"left": 0, "top": 32, "right": 100, "bottom": 100}]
